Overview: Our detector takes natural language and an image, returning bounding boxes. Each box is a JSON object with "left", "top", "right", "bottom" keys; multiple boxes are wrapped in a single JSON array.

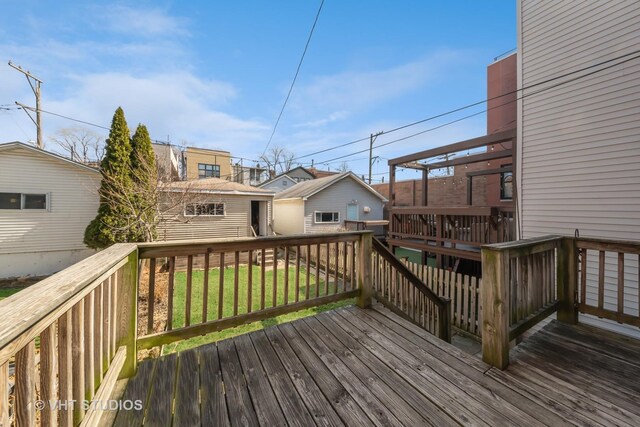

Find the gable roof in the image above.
[
  {"left": 274, "top": 172, "right": 387, "bottom": 201},
  {"left": 0, "top": 141, "right": 100, "bottom": 174},
  {"left": 258, "top": 173, "right": 297, "bottom": 187},
  {"left": 163, "top": 177, "right": 275, "bottom": 196}
]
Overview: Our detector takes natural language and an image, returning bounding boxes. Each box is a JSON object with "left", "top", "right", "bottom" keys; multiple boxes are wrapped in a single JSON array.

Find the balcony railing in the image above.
[
  {"left": 0, "top": 231, "right": 451, "bottom": 426},
  {"left": 388, "top": 206, "right": 515, "bottom": 262}
]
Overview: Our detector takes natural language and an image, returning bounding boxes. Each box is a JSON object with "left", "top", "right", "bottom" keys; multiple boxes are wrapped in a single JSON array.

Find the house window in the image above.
[
  {"left": 501, "top": 170, "right": 513, "bottom": 200},
  {"left": 198, "top": 163, "right": 220, "bottom": 178},
  {"left": 0, "top": 193, "right": 48, "bottom": 210},
  {"left": 184, "top": 202, "right": 225, "bottom": 216},
  {"left": 314, "top": 211, "right": 340, "bottom": 223}
]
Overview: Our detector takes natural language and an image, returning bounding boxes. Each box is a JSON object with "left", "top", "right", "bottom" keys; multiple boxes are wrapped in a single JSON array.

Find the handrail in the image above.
[
  {"left": 575, "top": 236, "right": 640, "bottom": 327},
  {"left": 0, "top": 243, "right": 137, "bottom": 362},
  {"left": 137, "top": 232, "right": 370, "bottom": 350},
  {"left": 481, "top": 235, "right": 569, "bottom": 369},
  {"left": 0, "top": 243, "right": 138, "bottom": 426},
  {"left": 372, "top": 238, "right": 451, "bottom": 342}
]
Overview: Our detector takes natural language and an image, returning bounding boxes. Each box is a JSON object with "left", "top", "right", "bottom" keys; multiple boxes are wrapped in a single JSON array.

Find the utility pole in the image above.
[
  {"left": 9, "top": 61, "right": 43, "bottom": 148},
  {"left": 368, "top": 131, "right": 383, "bottom": 184}
]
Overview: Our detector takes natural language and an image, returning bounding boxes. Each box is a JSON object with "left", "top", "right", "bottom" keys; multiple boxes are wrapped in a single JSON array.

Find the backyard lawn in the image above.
[
  {"left": 161, "top": 265, "right": 354, "bottom": 354},
  {"left": 394, "top": 247, "right": 436, "bottom": 267}
]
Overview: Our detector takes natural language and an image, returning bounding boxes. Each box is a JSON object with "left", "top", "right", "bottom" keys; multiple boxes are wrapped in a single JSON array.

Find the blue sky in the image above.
[{"left": 0, "top": 1, "right": 516, "bottom": 181}]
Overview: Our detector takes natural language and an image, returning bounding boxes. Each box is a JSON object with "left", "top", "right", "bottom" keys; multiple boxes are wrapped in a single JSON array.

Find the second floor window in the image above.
[{"left": 198, "top": 163, "right": 220, "bottom": 178}]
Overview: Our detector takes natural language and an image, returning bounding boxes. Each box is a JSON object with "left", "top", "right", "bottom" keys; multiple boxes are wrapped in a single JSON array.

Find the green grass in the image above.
[
  {"left": 0, "top": 288, "right": 22, "bottom": 300},
  {"left": 394, "top": 247, "right": 436, "bottom": 267},
  {"left": 161, "top": 265, "right": 353, "bottom": 354}
]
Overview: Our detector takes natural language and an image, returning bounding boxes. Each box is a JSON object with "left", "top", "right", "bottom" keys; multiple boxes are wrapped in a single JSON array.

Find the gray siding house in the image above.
[
  {"left": 258, "top": 174, "right": 297, "bottom": 194},
  {"left": 517, "top": 0, "right": 640, "bottom": 336},
  {"left": 272, "top": 172, "right": 387, "bottom": 235}
]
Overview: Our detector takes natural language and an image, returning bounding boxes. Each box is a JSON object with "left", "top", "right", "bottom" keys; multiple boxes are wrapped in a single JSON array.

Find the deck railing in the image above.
[
  {"left": 388, "top": 206, "right": 515, "bottom": 262},
  {"left": 136, "top": 232, "right": 369, "bottom": 351},
  {"left": 576, "top": 237, "right": 640, "bottom": 328},
  {"left": 481, "top": 236, "right": 570, "bottom": 369},
  {"left": 371, "top": 238, "right": 452, "bottom": 342},
  {"left": 0, "top": 244, "right": 138, "bottom": 427}
]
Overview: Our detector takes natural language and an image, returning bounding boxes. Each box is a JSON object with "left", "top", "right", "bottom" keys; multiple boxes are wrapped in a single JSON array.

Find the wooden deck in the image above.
[{"left": 113, "top": 304, "right": 640, "bottom": 426}]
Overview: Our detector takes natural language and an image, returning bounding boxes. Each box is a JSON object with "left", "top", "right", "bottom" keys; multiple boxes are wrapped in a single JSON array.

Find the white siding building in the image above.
[
  {"left": 273, "top": 173, "right": 387, "bottom": 235},
  {"left": 517, "top": 0, "right": 640, "bottom": 335},
  {"left": 159, "top": 178, "right": 274, "bottom": 240},
  {"left": 0, "top": 142, "right": 101, "bottom": 278}
]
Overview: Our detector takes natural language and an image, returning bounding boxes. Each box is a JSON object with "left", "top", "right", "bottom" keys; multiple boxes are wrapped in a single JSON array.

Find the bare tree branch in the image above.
[{"left": 49, "top": 127, "right": 104, "bottom": 163}]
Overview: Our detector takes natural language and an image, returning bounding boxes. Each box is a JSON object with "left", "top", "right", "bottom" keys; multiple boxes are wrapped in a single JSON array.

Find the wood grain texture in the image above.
[
  {"left": 217, "top": 339, "right": 259, "bottom": 426},
  {"left": 145, "top": 353, "right": 178, "bottom": 427},
  {"left": 72, "top": 302, "right": 86, "bottom": 424},
  {"left": 199, "top": 345, "right": 230, "bottom": 427},
  {"left": 58, "top": 311, "right": 74, "bottom": 427},
  {"left": 14, "top": 342, "right": 36, "bottom": 427},
  {"left": 112, "top": 358, "right": 155, "bottom": 427},
  {"left": 0, "top": 362, "right": 8, "bottom": 427},
  {"left": 174, "top": 350, "right": 200, "bottom": 427},
  {"left": 40, "top": 324, "right": 58, "bottom": 427}
]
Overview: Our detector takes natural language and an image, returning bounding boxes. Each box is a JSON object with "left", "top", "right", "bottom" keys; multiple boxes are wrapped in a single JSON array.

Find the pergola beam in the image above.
[
  {"left": 399, "top": 149, "right": 512, "bottom": 170},
  {"left": 388, "top": 128, "right": 515, "bottom": 166}
]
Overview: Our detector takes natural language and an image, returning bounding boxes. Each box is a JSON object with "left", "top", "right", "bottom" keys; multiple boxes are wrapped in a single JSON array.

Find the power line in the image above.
[
  {"left": 293, "top": 49, "right": 640, "bottom": 162},
  {"left": 261, "top": 0, "right": 324, "bottom": 158},
  {"left": 307, "top": 51, "right": 640, "bottom": 166}
]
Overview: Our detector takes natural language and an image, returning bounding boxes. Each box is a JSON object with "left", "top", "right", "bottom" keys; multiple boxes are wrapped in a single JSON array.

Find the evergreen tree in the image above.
[
  {"left": 84, "top": 107, "right": 133, "bottom": 249},
  {"left": 129, "top": 124, "right": 158, "bottom": 242}
]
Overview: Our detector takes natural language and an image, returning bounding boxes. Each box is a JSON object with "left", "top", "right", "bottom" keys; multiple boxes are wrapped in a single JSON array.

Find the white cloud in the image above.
[
  {"left": 291, "top": 50, "right": 463, "bottom": 119},
  {"left": 93, "top": 5, "right": 190, "bottom": 39}
]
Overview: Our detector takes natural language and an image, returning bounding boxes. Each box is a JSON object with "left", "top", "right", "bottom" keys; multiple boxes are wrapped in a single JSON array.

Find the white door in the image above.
[{"left": 346, "top": 203, "right": 359, "bottom": 221}]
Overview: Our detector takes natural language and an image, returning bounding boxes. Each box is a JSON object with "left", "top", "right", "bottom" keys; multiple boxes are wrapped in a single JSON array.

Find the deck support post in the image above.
[
  {"left": 481, "top": 246, "right": 510, "bottom": 369},
  {"left": 357, "top": 232, "right": 373, "bottom": 309},
  {"left": 557, "top": 237, "right": 578, "bottom": 324},
  {"left": 118, "top": 249, "right": 139, "bottom": 379}
]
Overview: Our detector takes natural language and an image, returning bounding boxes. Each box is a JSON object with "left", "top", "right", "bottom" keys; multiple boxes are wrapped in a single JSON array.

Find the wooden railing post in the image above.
[
  {"left": 357, "top": 232, "right": 373, "bottom": 309},
  {"left": 440, "top": 299, "right": 452, "bottom": 343},
  {"left": 557, "top": 237, "right": 578, "bottom": 324},
  {"left": 118, "top": 249, "right": 138, "bottom": 379},
  {"left": 481, "top": 246, "right": 510, "bottom": 369}
]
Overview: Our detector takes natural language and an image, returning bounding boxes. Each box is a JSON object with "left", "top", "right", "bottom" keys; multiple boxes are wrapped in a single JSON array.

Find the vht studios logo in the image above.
[{"left": 34, "top": 400, "right": 143, "bottom": 411}]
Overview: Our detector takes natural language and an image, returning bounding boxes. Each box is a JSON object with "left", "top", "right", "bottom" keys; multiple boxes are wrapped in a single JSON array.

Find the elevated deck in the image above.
[{"left": 114, "top": 304, "right": 640, "bottom": 426}]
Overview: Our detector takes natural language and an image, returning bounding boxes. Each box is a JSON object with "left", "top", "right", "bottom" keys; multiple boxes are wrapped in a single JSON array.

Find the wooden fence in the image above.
[{"left": 399, "top": 259, "right": 482, "bottom": 338}]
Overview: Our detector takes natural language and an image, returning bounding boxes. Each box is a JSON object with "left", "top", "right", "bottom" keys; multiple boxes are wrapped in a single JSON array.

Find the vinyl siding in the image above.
[
  {"left": 304, "top": 178, "right": 384, "bottom": 234},
  {"left": 272, "top": 199, "right": 304, "bottom": 234},
  {"left": 518, "top": 0, "right": 640, "bottom": 336},
  {"left": 260, "top": 176, "right": 296, "bottom": 193},
  {"left": 158, "top": 193, "right": 272, "bottom": 241},
  {"left": 0, "top": 147, "right": 100, "bottom": 255}
]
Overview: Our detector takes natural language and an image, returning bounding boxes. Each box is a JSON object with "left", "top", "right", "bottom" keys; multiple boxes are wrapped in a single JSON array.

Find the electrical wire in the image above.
[
  {"left": 308, "top": 50, "right": 640, "bottom": 166},
  {"left": 261, "top": 0, "right": 325, "bottom": 157},
  {"left": 293, "top": 49, "right": 640, "bottom": 162}
]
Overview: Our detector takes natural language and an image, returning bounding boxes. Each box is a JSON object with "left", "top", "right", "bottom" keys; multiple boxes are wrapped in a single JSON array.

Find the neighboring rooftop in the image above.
[
  {"left": 275, "top": 172, "right": 387, "bottom": 201},
  {"left": 0, "top": 141, "right": 100, "bottom": 174},
  {"left": 163, "top": 177, "right": 275, "bottom": 195}
]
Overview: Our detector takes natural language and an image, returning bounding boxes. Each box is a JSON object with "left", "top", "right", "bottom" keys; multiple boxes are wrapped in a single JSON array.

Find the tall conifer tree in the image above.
[
  {"left": 129, "top": 124, "right": 158, "bottom": 242},
  {"left": 84, "top": 107, "right": 133, "bottom": 248}
]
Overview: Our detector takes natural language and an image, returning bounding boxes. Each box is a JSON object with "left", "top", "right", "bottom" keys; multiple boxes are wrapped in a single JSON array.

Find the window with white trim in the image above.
[
  {"left": 184, "top": 202, "right": 225, "bottom": 216},
  {"left": 314, "top": 211, "right": 340, "bottom": 223},
  {"left": 0, "top": 193, "right": 48, "bottom": 210}
]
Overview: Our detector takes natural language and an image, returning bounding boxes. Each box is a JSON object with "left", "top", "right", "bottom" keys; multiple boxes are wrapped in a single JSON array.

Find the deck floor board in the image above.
[{"left": 115, "top": 304, "right": 640, "bottom": 426}]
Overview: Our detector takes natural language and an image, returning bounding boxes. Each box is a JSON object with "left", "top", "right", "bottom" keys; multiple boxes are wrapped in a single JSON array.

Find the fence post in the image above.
[
  {"left": 357, "top": 232, "right": 373, "bottom": 309},
  {"left": 557, "top": 237, "right": 578, "bottom": 324},
  {"left": 481, "top": 246, "right": 510, "bottom": 369},
  {"left": 118, "top": 248, "right": 138, "bottom": 379},
  {"left": 439, "top": 299, "right": 452, "bottom": 343}
]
